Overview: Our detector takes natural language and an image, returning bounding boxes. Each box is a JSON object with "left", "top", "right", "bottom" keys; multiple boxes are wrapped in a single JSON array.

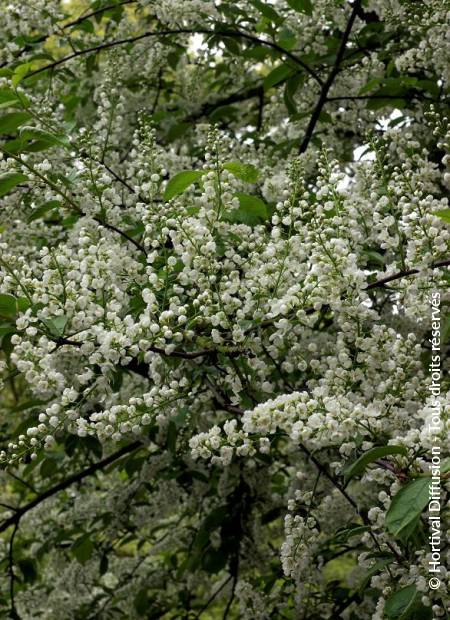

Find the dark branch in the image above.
[
  {"left": 27, "top": 28, "right": 322, "bottom": 86},
  {"left": 299, "top": 0, "right": 362, "bottom": 153},
  {"left": 183, "top": 85, "right": 264, "bottom": 123},
  {"left": 0, "top": 441, "right": 142, "bottom": 534},
  {"left": 367, "top": 258, "right": 450, "bottom": 290},
  {"left": 63, "top": 0, "right": 137, "bottom": 31}
]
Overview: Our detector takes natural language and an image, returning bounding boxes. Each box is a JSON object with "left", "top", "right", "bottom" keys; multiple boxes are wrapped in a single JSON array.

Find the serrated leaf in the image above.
[
  {"left": 224, "top": 161, "right": 259, "bottom": 183},
  {"left": 19, "top": 126, "right": 70, "bottom": 150},
  {"left": 163, "top": 170, "right": 204, "bottom": 201},
  {"left": 284, "top": 73, "right": 303, "bottom": 114},
  {"left": 224, "top": 192, "right": 269, "bottom": 226},
  {"left": 72, "top": 535, "right": 94, "bottom": 564},
  {"left": 286, "top": 0, "right": 313, "bottom": 15},
  {"left": 18, "top": 559, "right": 37, "bottom": 584},
  {"left": 12, "top": 63, "right": 32, "bottom": 86},
  {"left": 201, "top": 548, "right": 227, "bottom": 574},
  {"left": 0, "top": 294, "right": 17, "bottom": 318},
  {"left": 250, "top": 0, "right": 283, "bottom": 23},
  {"left": 27, "top": 200, "right": 61, "bottom": 222},
  {"left": 0, "top": 88, "right": 20, "bottom": 109},
  {"left": 384, "top": 585, "right": 418, "bottom": 618},
  {"left": 134, "top": 588, "right": 148, "bottom": 614},
  {"left": 0, "top": 111, "right": 32, "bottom": 133},
  {"left": 40, "top": 457, "right": 57, "bottom": 478},
  {"left": 42, "top": 315, "right": 68, "bottom": 338},
  {"left": 0, "top": 172, "right": 28, "bottom": 197},
  {"left": 236, "top": 192, "right": 268, "bottom": 218},
  {"left": 264, "top": 63, "right": 295, "bottom": 90},
  {"left": 385, "top": 477, "right": 429, "bottom": 538},
  {"left": 359, "top": 557, "right": 393, "bottom": 591},
  {"left": 344, "top": 445, "right": 407, "bottom": 483}
]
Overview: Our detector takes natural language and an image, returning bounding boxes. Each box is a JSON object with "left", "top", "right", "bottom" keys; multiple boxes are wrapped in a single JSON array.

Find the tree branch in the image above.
[
  {"left": 28, "top": 28, "right": 322, "bottom": 86},
  {"left": 183, "top": 85, "right": 265, "bottom": 123},
  {"left": 0, "top": 441, "right": 142, "bottom": 534},
  {"left": 63, "top": 0, "right": 137, "bottom": 31},
  {"left": 367, "top": 258, "right": 450, "bottom": 290},
  {"left": 299, "top": 0, "right": 362, "bottom": 153}
]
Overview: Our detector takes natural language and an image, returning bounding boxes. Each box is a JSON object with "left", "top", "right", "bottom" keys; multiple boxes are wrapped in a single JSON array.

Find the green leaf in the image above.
[
  {"left": 441, "top": 457, "right": 450, "bottom": 473},
  {"left": 19, "top": 126, "right": 70, "bottom": 150},
  {"left": 134, "top": 588, "right": 148, "bottom": 614},
  {"left": 0, "top": 88, "right": 20, "bottom": 109},
  {"left": 27, "top": 200, "right": 61, "bottom": 222},
  {"left": 384, "top": 585, "right": 418, "bottom": 618},
  {"left": 42, "top": 315, "right": 69, "bottom": 338},
  {"left": 344, "top": 445, "right": 407, "bottom": 482},
  {"left": 73, "top": 19, "right": 95, "bottom": 34},
  {"left": 0, "top": 294, "right": 17, "bottom": 319},
  {"left": 166, "top": 420, "right": 177, "bottom": 454},
  {"left": 264, "top": 63, "right": 295, "bottom": 90},
  {"left": 224, "top": 161, "right": 259, "bottom": 183},
  {"left": 250, "top": 0, "right": 283, "bottom": 23},
  {"left": 18, "top": 559, "right": 37, "bottom": 583},
  {"left": 202, "top": 548, "right": 227, "bottom": 574},
  {"left": 242, "top": 46, "right": 276, "bottom": 61},
  {"left": 0, "top": 111, "right": 32, "bottom": 133},
  {"left": 163, "top": 170, "right": 204, "bottom": 200},
  {"left": 224, "top": 196, "right": 268, "bottom": 225},
  {"left": 286, "top": 0, "right": 313, "bottom": 15},
  {"left": 40, "top": 458, "right": 57, "bottom": 478},
  {"left": 385, "top": 477, "right": 429, "bottom": 538},
  {"left": 0, "top": 172, "right": 28, "bottom": 197},
  {"left": 72, "top": 535, "right": 94, "bottom": 564},
  {"left": 12, "top": 63, "right": 32, "bottom": 86},
  {"left": 284, "top": 73, "right": 303, "bottom": 114},
  {"left": 277, "top": 27, "right": 297, "bottom": 50},
  {"left": 236, "top": 192, "right": 268, "bottom": 218},
  {"left": 435, "top": 208, "right": 450, "bottom": 224},
  {"left": 359, "top": 557, "right": 393, "bottom": 591}
]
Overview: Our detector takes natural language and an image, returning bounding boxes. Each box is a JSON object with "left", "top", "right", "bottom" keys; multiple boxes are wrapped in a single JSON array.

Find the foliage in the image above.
[{"left": 0, "top": 0, "right": 449, "bottom": 618}]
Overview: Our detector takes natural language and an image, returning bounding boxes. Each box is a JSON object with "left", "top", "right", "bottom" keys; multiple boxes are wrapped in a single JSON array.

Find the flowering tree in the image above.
[{"left": 0, "top": 0, "right": 448, "bottom": 617}]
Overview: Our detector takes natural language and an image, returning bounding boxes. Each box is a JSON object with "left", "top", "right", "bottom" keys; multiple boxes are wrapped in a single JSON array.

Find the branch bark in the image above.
[
  {"left": 0, "top": 441, "right": 142, "bottom": 534},
  {"left": 27, "top": 28, "right": 322, "bottom": 86},
  {"left": 299, "top": 0, "right": 362, "bottom": 153}
]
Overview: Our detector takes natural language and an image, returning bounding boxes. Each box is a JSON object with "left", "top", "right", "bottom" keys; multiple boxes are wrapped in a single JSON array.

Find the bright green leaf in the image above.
[
  {"left": 72, "top": 535, "right": 94, "bottom": 564},
  {"left": 344, "top": 445, "right": 407, "bottom": 483},
  {"left": 250, "top": 0, "right": 283, "bottom": 23},
  {"left": 27, "top": 200, "right": 61, "bottom": 222},
  {"left": 42, "top": 315, "right": 69, "bottom": 338},
  {"left": 286, "top": 0, "right": 313, "bottom": 16},
  {"left": 0, "top": 172, "right": 28, "bottom": 197},
  {"left": 224, "top": 161, "right": 259, "bottom": 183},
  {"left": 0, "top": 88, "right": 20, "bottom": 109},
  {"left": 0, "top": 111, "right": 32, "bottom": 133},
  {"left": 12, "top": 63, "right": 32, "bottom": 86},
  {"left": 0, "top": 294, "right": 17, "bottom": 318},
  {"left": 236, "top": 192, "right": 268, "bottom": 218},
  {"left": 163, "top": 170, "right": 205, "bottom": 201},
  {"left": 264, "top": 63, "right": 295, "bottom": 90},
  {"left": 225, "top": 192, "right": 269, "bottom": 225},
  {"left": 384, "top": 585, "right": 418, "bottom": 618},
  {"left": 385, "top": 477, "right": 429, "bottom": 538},
  {"left": 19, "top": 126, "right": 70, "bottom": 150}
]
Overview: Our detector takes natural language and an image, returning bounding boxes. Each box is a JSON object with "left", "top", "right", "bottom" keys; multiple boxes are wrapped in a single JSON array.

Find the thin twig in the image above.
[
  {"left": 0, "top": 442, "right": 142, "bottom": 535},
  {"left": 299, "top": 0, "right": 362, "bottom": 153},
  {"left": 28, "top": 28, "right": 322, "bottom": 85},
  {"left": 8, "top": 522, "right": 20, "bottom": 619},
  {"left": 366, "top": 258, "right": 450, "bottom": 290}
]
